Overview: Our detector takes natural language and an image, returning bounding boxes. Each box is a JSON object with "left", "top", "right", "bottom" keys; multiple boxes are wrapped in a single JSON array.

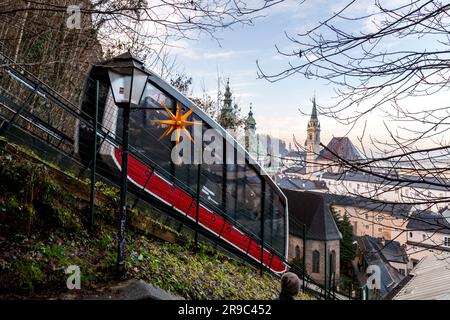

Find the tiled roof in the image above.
[
  {"left": 317, "top": 137, "right": 362, "bottom": 162},
  {"left": 321, "top": 171, "right": 450, "bottom": 191},
  {"left": 321, "top": 193, "right": 412, "bottom": 217},
  {"left": 366, "top": 236, "right": 408, "bottom": 264},
  {"left": 357, "top": 235, "right": 405, "bottom": 298},
  {"left": 406, "top": 211, "right": 450, "bottom": 235},
  {"left": 277, "top": 177, "right": 327, "bottom": 191},
  {"left": 282, "top": 166, "right": 306, "bottom": 174},
  {"left": 285, "top": 150, "right": 305, "bottom": 158},
  {"left": 393, "top": 254, "right": 450, "bottom": 300},
  {"left": 282, "top": 189, "right": 342, "bottom": 241}
]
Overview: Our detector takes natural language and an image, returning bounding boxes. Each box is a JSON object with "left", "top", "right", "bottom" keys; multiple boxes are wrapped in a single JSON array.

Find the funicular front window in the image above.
[{"left": 125, "top": 81, "right": 176, "bottom": 174}]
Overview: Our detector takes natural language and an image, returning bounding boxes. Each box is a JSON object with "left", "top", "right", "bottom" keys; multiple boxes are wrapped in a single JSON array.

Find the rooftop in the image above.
[
  {"left": 392, "top": 254, "right": 450, "bottom": 300},
  {"left": 357, "top": 235, "right": 405, "bottom": 298},
  {"left": 321, "top": 193, "right": 413, "bottom": 217},
  {"left": 320, "top": 171, "right": 450, "bottom": 191},
  {"left": 282, "top": 189, "right": 342, "bottom": 241},
  {"left": 406, "top": 211, "right": 450, "bottom": 235},
  {"left": 317, "top": 137, "right": 362, "bottom": 162},
  {"left": 284, "top": 150, "right": 305, "bottom": 158},
  {"left": 277, "top": 177, "right": 327, "bottom": 191}
]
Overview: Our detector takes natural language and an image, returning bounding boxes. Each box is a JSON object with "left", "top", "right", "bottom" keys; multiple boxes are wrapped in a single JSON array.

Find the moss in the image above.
[
  {"left": 95, "top": 181, "right": 119, "bottom": 201},
  {"left": 14, "top": 258, "right": 46, "bottom": 293}
]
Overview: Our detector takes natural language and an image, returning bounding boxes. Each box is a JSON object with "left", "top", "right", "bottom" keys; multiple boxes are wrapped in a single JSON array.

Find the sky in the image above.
[{"left": 159, "top": 0, "right": 449, "bottom": 155}]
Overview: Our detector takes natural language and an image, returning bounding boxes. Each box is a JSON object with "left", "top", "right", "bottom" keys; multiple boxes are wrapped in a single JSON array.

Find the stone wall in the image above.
[{"left": 289, "top": 234, "right": 340, "bottom": 285}]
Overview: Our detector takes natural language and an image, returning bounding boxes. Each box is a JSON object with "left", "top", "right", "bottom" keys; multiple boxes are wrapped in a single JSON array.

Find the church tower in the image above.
[
  {"left": 217, "top": 79, "right": 238, "bottom": 130},
  {"left": 244, "top": 103, "right": 257, "bottom": 154},
  {"left": 305, "top": 96, "right": 321, "bottom": 174}
]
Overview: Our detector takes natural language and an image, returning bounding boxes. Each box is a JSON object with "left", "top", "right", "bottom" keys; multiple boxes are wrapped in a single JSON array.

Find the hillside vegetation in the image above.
[{"left": 0, "top": 139, "right": 312, "bottom": 300}]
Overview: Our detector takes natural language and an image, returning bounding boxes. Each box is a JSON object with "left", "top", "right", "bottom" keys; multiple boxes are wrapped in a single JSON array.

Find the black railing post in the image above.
[
  {"left": 117, "top": 105, "right": 130, "bottom": 279},
  {"left": 324, "top": 241, "right": 327, "bottom": 300},
  {"left": 329, "top": 251, "right": 333, "bottom": 299},
  {"left": 89, "top": 80, "right": 99, "bottom": 232},
  {"left": 302, "top": 223, "right": 306, "bottom": 293},
  {"left": 260, "top": 181, "right": 266, "bottom": 276},
  {"left": 333, "top": 271, "right": 336, "bottom": 299},
  {"left": 195, "top": 163, "right": 201, "bottom": 249}
]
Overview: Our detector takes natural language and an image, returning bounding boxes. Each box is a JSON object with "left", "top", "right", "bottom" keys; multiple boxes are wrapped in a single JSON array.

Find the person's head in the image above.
[{"left": 280, "top": 272, "right": 300, "bottom": 296}]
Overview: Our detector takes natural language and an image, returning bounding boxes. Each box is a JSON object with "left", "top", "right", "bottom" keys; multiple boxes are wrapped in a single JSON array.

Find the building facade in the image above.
[{"left": 283, "top": 189, "right": 342, "bottom": 285}]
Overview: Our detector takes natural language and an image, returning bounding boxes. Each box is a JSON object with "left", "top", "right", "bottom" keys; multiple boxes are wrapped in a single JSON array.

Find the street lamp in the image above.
[{"left": 102, "top": 51, "right": 149, "bottom": 278}]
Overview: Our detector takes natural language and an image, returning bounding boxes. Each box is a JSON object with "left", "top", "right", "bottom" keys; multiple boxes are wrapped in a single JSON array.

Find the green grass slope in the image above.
[{"left": 0, "top": 139, "right": 312, "bottom": 300}]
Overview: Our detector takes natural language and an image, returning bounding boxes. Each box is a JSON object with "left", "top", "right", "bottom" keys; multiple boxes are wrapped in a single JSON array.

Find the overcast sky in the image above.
[{"left": 161, "top": 0, "right": 449, "bottom": 154}]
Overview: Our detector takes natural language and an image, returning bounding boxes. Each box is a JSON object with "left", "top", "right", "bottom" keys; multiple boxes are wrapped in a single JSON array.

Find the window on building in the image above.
[
  {"left": 331, "top": 250, "right": 337, "bottom": 273},
  {"left": 295, "top": 245, "right": 301, "bottom": 260},
  {"left": 422, "top": 234, "right": 427, "bottom": 241},
  {"left": 399, "top": 269, "right": 405, "bottom": 276},
  {"left": 312, "top": 250, "right": 320, "bottom": 273},
  {"left": 365, "top": 225, "right": 369, "bottom": 230},
  {"left": 409, "top": 232, "right": 413, "bottom": 238},
  {"left": 378, "top": 228, "right": 383, "bottom": 232},
  {"left": 365, "top": 213, "right": 369, "bottom": 220},
  {"left": 444, "top": 237, "right": 450, "bottom": 247}
]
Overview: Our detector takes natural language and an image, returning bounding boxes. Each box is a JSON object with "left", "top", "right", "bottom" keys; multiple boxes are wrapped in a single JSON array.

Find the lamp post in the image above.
[{"left": 102, "top": 51, "right": 149, "bottom": 278}]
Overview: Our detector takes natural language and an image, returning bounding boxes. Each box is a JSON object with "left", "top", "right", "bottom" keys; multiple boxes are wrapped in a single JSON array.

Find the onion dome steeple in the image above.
[
  {"left": 245, "top": 103, "right": 256, "bottom": 131},
  {"left": 223, "top": 78, "right": 232, "bottom": 111}
]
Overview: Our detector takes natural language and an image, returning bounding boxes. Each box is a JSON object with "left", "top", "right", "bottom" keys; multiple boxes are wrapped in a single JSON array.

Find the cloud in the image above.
[
  {"left": 203, "top": 50, "right": 256, "bottom": 59},
  {"left": 173, "top": 46, "right": 257, "bottom": 61},
  {"left": 234, "top": 92, "right": 258, "bottom": 98}
]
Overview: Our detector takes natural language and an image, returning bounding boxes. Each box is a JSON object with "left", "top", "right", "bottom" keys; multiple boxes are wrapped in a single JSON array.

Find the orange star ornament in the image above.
[{"left": 152, "top": 101, "right": 202, "bottom": 144}]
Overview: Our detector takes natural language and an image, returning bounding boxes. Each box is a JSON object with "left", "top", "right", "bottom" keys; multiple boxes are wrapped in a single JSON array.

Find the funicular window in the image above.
[
  {"left": 234, "top": 161, "right": 262, "bottom": 240},
  {"left": 263, "top": 185, "right": 286, "bottom": 256},
  {"left": 224, "top": 138, "right": 238, "bottom": 220},
  {"left": 171, "top": 109, "right": 202, "bottom": 193},
  {"left": 123, "top": 81, "right": 175, "bottom": 175},
  {"left": 272, "top": 195, "right": 286, "bottom": 255},
  {"left": 198, "top": 119, "right": 224, "bottom": 211}
]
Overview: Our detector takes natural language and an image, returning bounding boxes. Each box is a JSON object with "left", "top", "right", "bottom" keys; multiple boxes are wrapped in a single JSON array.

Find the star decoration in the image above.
[{"left": 152, "top": 101, "right": 202, "bottom": 144}]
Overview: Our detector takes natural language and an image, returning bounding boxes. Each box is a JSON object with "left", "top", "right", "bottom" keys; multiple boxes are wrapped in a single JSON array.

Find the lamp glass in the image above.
[
  {"left": 108, "top": 68, "right": 131, "bottom": 105},
  {"left": 108, "top": 67, "right": 148, "bottom": 106},
  {"left": 130, "top": 68, "right": 148, "bottom": 106}
]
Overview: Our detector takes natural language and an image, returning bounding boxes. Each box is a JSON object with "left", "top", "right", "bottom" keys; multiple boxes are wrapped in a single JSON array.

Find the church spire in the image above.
[
  {"left": 218, "top": 78, "right": 238, "bottom": 130},
  {"left": 305, "top": 95, "right": 321, "bottom": 175},
  {"left": 223, "top": 78, "right": 232, "bottom": 110},
  {"left": 308, "top": 95, "right": 320, "bottom": 127}
]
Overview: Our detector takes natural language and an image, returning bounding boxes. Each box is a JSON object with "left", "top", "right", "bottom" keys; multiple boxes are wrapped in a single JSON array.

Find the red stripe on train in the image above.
[{"left": 114, "top": 147, "right": 287, "bottom": 274}]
